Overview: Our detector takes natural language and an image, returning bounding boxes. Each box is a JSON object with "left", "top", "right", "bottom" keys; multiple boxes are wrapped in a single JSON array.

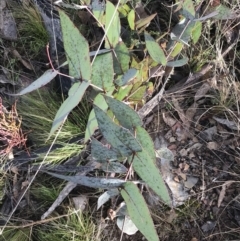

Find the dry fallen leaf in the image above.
[
  {"left": 166, "top": 209, "right": 178, "bottom": 223},
  {"left": 194, "top": 83, "right": 211, "bottom": 101},
  {"left": 213, "top": 116, "right": 239, "bottom": 130},
  {"left": 12, "top": 166, "right": 19, "bottom": 199},
  {"left": 199, "top": 126, "right": 217, "bottom": 141},
  {"left": 179, "top": 148, "right": 188, "bottom": 156},
  {"left": 171, "top": 96, "right": 188, "bottom": 126},
  {"left": 11, "top": 49, "right": 33, "bottom": 70},
  {"left": 0, "top": 3, "right": 17, "bottom": 40},
  {"left": 201, "top": 220, "right": 216, "bottom": 232},
  {"left": 0, "top": 74, "right": 17, "bottom": 85},
  {"left": 163, "top": 112, "right": 177, "bottom": 127},
  {"left": 168, "top": 144, "right": 177, "bottom": 151},
  {"left": 179, "top": 163, "right": 183, "bottom": 169},
  {"left": 72, "top": 195, "right": 88, "bottom": 212},
  {"left": 174, "top": 176, "right": 180, "bottom": 183},
  {"left": 207, "top": 141, "right": 219, "bottom": 150},
  {"left": 191, "top": 238, "right": 198, "bottom": 241},
  {"left": 218, "top": 180, "right": 234, "bottom": 207},
  {"left": 175, "top": 125, "right": 189, "bottom": 141},
  {"left": 184, "top": 176, "right": 199, "bottom": 189},
  {"left": 183, "top": 163, "right": 190, "bottom": 172},
  {"left": 107, "top": 208, "right": 117, "bottom": 220}
]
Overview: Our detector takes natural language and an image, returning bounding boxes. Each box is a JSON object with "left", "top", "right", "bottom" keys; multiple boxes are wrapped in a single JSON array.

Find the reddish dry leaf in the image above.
[
  {"left": 210, "top": 0, "right": 221, "bottom": 7},
  {"left": 168, "top": 144, "right": 177, "bottom": 151}
]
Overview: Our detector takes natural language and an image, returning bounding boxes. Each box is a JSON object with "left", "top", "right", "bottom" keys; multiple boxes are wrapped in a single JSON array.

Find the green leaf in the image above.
[
  {"left": 101, "top": 162, "right": 128, "bottom": 173},
  {"left": 133, "top": 126, "right": 171, "bottom": 205},
  {"left": 92, "top": 53, "right": 114, "bottom": 92},
  {"left": 47, "top": 172, "right": 126, "bottom": 188},
  {"left": 92, "top": 0, "right": 105, "bottom": 24},
  {"left": 85, "top": 109, "right": 97, "bottom": 143},
  {"left": 84, "top": 94, "right": 108, "bottom": 142},
  {"left": 59, "top": 10, "right": 91, "bottom": 80},
  {"left": 134, "top": 126, "right": 155, "bottom": 161},
  {"left": 114, "top": 85, "right": 133, "bottom": 101},
  {"left": 104, "top": 95, "right": 142, "bottom": 130},
  {"left": 12, "top": 69, "right": 58, "bottom": 96},
  {"left": 121, "top": 182, "right": 159, "bottom": 241},
  {"left": 92, "top": 138, "right": 122, "bottom": 162},
  {"left": 191, "top": 21, "right": 202, "bottom": 44},
  {"left": 118, "top": 4, "right": 131, "bottom": 17},
  {"left": 214, "top": 4, "right": 236, "bottom": 20},
  {"left": 105, "top": 1, "right": 121, "bottom": 48},
  {"left": 129, "top": 86, "right": 147, "bottom": 102},
  {"left": 94, "top": 105, "right": 142, "bottom": 156},
  {"left": 115, "top": 68, "right": 138, "bottom": 86},
  {"left": 59, "top": 49, "right": 111, "bottom": 68},
  {"left": 167, "top": 57, "right": 188, "bottom": 67},
  {"left": 171, "top": 18, "right": 195, "bottom": 45},
  {"left": 155, "top": 147, "right": 174, "bottom": 161},
  {"left": 97, "top": 189, "right": 119, "bottom": 210},
  {"left": 113, "top": 42, "right": 130, "bottom": 75},
  {"left": 170, "top": 42, "right": 183, "bottom": 58},
  {"left": 50, "top": 81, "right": 89, "bottom": 136},
  {"left": 116, "top": 202, "right": 127, "bottom": 216},
  {"left": 117, "top": 215, "right": 138, "bottom": 235},
  {"left": 145, "top": 31, "right": 167, "bottom": 66},
  {"left": 181, "top": 0, "right": 195, "bottom": 20},
  {"left": 127, "top": 9, "right": 135, "bottom": 30},
  {"left": 89, "top": 49, "right": 111, "bottom": 57}
]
